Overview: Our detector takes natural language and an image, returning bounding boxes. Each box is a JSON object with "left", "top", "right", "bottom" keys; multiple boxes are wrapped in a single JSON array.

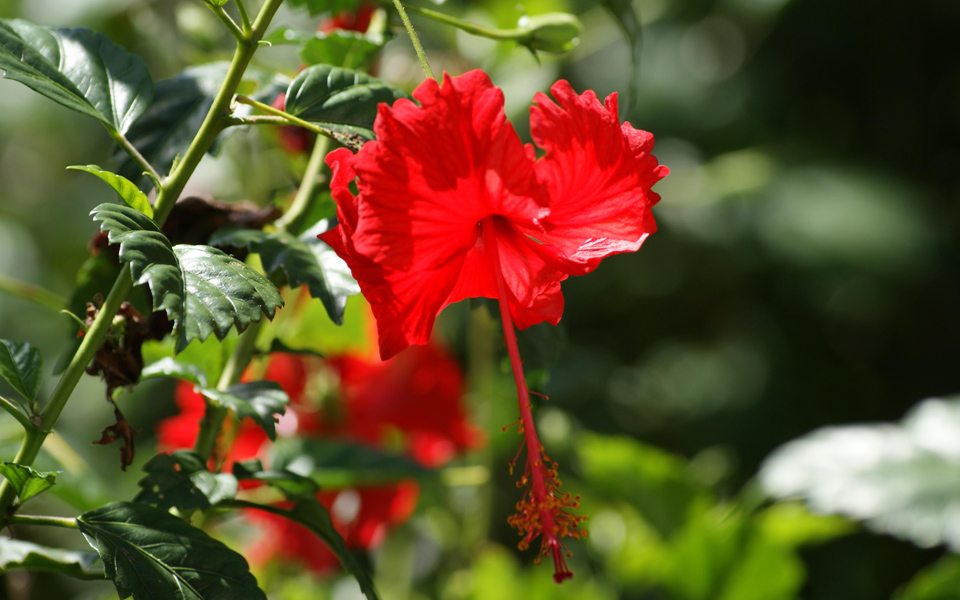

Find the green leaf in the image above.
[
  {"left": 270, "top": 438, "right": 426, "bottom": 488},
  {"left": 242, "top": 499, "right": 378, "bottom": 600},
  {"left": 141, "top": 357, "right": 208, "bottom": 387},
  {"left": 0, "top": 339, "right": 41, "bottom": 403},
  {"left": 135, "top": 451, "right": 237, "bottom": 511},
  {"left": 68, "top": 165, "right": 153, "bottom": 218},
  {"left": 895, "top": 556, "right": 960, "bottom": 600},
  {"left": 0, "top": 19, "right": 153, "bottom": 135},
  {"left": 90, "top": 203, "right": 284, "bottom": 351},
  {"left": 211, "top": 225, "right": 359, "bottom": 325},
  {"left": 284, "top": 64, "right": 406, "bottom": 135},
  {"left": 203, "top": 382, "right": 288, "bottom": 440},
  {"left": 300, "top": 31, "right": 384, "bottom": 69},
  {"left": 761, "top": 395, "right": 960, "bottom": 551},
  {"left": 232, "top": 460, "right": 319, "bottom": 498},
  {"left": 115, "top": 63, "right": 227, "bottom": 181},
  {"left": 78, "top": 501, "right": 265, "bottom": 600},
  {"left": 0, "top": 462, "right": 59, "bottom": 504},
  {"left": 598, "top": 0, "right": 641, "bottom": 108},
  {"left": 0, "top": 538, "right": 102, "bottom": 580}
]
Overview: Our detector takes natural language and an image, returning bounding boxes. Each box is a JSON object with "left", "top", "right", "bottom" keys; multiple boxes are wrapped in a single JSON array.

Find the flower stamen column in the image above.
[{"left": 481, "top": 218, "right": 584, "bottom": 583}]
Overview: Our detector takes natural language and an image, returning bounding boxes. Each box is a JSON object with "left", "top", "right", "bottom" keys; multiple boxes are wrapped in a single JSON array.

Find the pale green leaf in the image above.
[{"left": 68, "top": 165, "right": 153, "bottom": 217}]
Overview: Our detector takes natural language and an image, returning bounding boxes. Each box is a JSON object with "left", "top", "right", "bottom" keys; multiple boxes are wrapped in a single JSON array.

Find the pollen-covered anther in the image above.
[{"left": 507, "top": 444, "right": 587, "bottom": 583}]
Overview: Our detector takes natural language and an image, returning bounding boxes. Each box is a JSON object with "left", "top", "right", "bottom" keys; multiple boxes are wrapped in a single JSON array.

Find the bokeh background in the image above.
[{"left": 1, "top": 0, "right": 960, "bottom": 598}]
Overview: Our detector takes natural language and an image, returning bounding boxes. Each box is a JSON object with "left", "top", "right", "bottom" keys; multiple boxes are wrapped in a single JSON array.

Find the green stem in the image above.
[
  {"left": 193, "top": 320, "right": 263, "bottom": 461},
  {"left": 405, "top": 5, "right": 521, "bottom": 40},
  {"left": 231, "top": 96, "right": 346, "bottom": 142},
  {"left": 8, "top": 514, "right": 79, "bottom": 529},
  {"left": 111, "top": 131, "right": 161, "bottom": 182},
  {"left": 274, "top": 136, "right": 331, "bottom": 232},
  {"left": 205, "top": 0, "right": 246, "bottom": 42},
  {"left": 0, "top": 273, "right": 65, "bottom": 312},
  {"left": 391, "top": 0, "right": 435, "bottom": 80},
  {"left": 0, "top": 0, "right": 286, "bottom": 522},
  {"left": 0, "top": 395, "right": 34, "bottom": 432},
  {"left": 235, "top": 0, "right": 252, "bottom": 35}
]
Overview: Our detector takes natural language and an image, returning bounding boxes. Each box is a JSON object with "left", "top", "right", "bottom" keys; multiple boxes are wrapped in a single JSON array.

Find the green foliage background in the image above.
[{"left": 0, "top": 0, "right": 958, "bottom": 598}]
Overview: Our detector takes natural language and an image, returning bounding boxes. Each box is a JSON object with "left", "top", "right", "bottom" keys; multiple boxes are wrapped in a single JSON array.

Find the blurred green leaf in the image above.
[
  {"left": 0, "top": 338, "right": 41, "bottom": 403},
  {"left": 0, "top": 462, "right": 58, "bottom": 504},
  {"left": 211, "top": 224, "right": 359, "bottom": 325},
  {"left": 78, "top": 501, "right": 265, "bottom": 599},
  {"left": 598, "top": 0, "right": 641, "bottom": 106},
  {"left": 91, "top": 203, "right": 284, "bottom": 351},
  {"left": 232, "top": 459, "right": 319, "bottom": 498},
  {"left": 135, "top": 451, "right": 237, "bottom": 511},
  {"left": 270, "top": 438, "right": 427, "bottom": 488},
  {"left": 895, "top": 556, "right": 960, "bottom": 600},
  {"left": 141, "top": 357, "right": 209, "bottom": 387},
  {"left": 757, "top": 502, "right": 855, "bottom": 547},
  {"left": 68, "top": 165, "right": 153, "bottom": 218},
  {"left": 0, "top": 19, "right": 153, "bottom": 135},
  {"left": 761, "top": 395, "right": 960, "bottom": 551},
  {"left": 203, "top": 381, "right": 288, "bottom": 440},
  {"left": 300, "top": 31, "right": 384, "bottom": 68},
  {"left": 0, "top": 538, "right": 102, "bottom": 580},
  {"left": 284, "top": 64, "right": 406, "bottom": 136}
]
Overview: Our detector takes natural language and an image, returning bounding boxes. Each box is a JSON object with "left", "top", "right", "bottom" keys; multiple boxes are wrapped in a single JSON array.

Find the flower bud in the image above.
[{"left": 517, "top": 13, "right": 583, "bottom": 55}]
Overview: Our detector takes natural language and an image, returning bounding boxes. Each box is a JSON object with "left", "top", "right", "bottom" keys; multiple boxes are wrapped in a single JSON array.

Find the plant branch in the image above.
[
  {"left": 235, "top": 0, "right": 252, "bottom": 35},
  {"left": 8, "top": 514, "right": 79, "bottom": 529},
  {"left": 274, "top": 135, "right": 331, "bottom": 232},
  {"left": 0, "top": 274, "right": 65, "bottom": 312},
  {"left": 404, "top": 5, "right": 520, "bottom": 40},
  {"left": 0, "top": 0, "right": 287, "bottom": 523},
  {"left": 111, "top": 130, "right": 161, "bottom": 182},
  {"left": 391, "top": 0, "right": 435, "bottom": 80},
  {"left": 205, "top": 0, "right": 246, "bottom": 42},
  {"left": 0, "top": 396, "right": 34, "bottom": 432},
  {"left": 231, "top": 96, "right": 345, "bottom": 141}
]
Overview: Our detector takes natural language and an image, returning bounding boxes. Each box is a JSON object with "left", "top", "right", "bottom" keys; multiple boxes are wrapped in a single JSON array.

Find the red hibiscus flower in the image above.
[{"left": 319, "top": 70, "right": 667, "bottom": 582}]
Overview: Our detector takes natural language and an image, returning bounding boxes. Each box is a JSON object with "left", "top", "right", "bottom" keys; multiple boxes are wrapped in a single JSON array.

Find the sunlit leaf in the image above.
[
  {"left": 761, "top": 395, "right": 960, "bottom": 551},
  {"left": 78, "top": 501, "right": 265, "bottom": 600},
  {"left": 135, "top": 451, "right": 237, "bottom": 511},
  {"left": 0, "top": 462, "right": 58, "bottom": 504},
  {"left": 140, "top": 357, "right": 209, "bottom": 387},
  {"left": 203, "top": 381, "right": 288, "bottom": 440},
  {"left": 300, "top": 31, "right": 384, "bottom": 69},
  {"left": 0, "top": 339, "right": 41, "bottom": 403},
  {"left": 0, "top": 19, "right": 153, "bottom": 135},
  {"left": 211, "top": 224, "right": 359, "bottom": 325},
  {"left": 0, "top": 538, "right": 102, "bottom": 580},
  {"left": 68, "top": 165, "right": 153, "bottom": 217}
]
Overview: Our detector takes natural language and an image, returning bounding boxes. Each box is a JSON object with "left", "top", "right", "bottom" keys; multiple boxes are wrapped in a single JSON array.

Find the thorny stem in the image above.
[
  {"left": 0, "top": 0, "right": 286, "bottom": 522},
  {"left": 481, "top": 220, "right": 577, "bottom": 583},
  {"left": 391, "top": 0, "right": 435, "bottom": 80}
]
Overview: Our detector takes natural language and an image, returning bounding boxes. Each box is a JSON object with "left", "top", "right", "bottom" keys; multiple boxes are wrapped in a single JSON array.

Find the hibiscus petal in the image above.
[{"left": 531, "top": 80, "right": 668, "bottom": 273}]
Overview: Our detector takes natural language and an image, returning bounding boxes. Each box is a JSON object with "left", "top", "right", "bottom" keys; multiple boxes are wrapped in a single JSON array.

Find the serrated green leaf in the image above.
[
  {"left": 242, "top": 499, "right": 378, "bottom": 599},
  {"left": 90, "top": 203, "right": 284, "bottom": 351},
  {"left": 0, "top": 538, "right": 103, "bottom": 580},
  {"left": 203, "top": 381, "right": 288, "bottom": 440},
  {"left": 270, "top": 438, "right": 426, "bottom": 488},
  {"left": 284, "top": 64, "right": 406, "bottom": 134},
  {"left": 761, "top": 395, "right": 960, "bottom": 551},
  {"left": 78, "top": 501, "right": 265, "bottom": 600},
  {"left": 141, "top": 357, "right": 208, "bottom": 387},
  {"left": 115, "top": 63, "right": 227, "bottom": 181},
  {"left": 68, "top": 165, "right": 153, "bottom": 218},
  {"left": 135, "top": 451, "right": 237, "bottom": 511},
  {"left": 300, "top": 31, "right": 384, "bottom": 69},
  {"left": 211, "top": 225, "right": 359, "bottom": 325},
  {"left": 0, "top": 19, "right": 153, "bottom": 135},
  {"left": 0, "top": 339, "right": 41, "bottom": 403},
  {"left": 0, "top": 463, "right": 59, "bottom": 504}
]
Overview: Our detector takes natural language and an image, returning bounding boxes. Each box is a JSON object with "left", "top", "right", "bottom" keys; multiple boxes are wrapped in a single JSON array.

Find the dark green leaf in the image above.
[
  {"left": 761, "top": 395, "right": 960, "bottom": 551},
  {"left": 232, "top": 460, "right": 319, "bottom": 499},
  {"left": 68, "top": 165, "right": 153, "bottom": 217},
  {"left": 264, "top": 339, "right": 325, "bottom": 358},
  {"left": 284, "top": 64, "right": 406, "bottom": 135},
  {"left": 78, "top": 501, "right": 265, "bottom": 600},
  {"left": 0, "top": 19, "right": 153, "bottom": 134},
  {"left": 300, "top": 31, "right": 384, "bottom": 69},
  {"left": 242, "top": 499, "right": 378, "bottom": 600},
  {"left": 0, "top": 339, "right": 41, "bottom": 403},
  {"left": 270, "top": 438, "right": 426, "bottom": 488},
  {"left": 115, "top": 63, "right": 227, "bottom": 181},
  {"left": 90, "top": 203, "right": 284, "bottom": 351},
  {"left": 135, "top": 451, "right": 237, "bottom": 511},
  {"left": 0, "top": 538, "right": 103, "bottom": 580},
  {"left": 203, "top": 382, "right": 288, "bottom": 440},
  {"left": 599, "top": 0, "right": 641, "bottom": 108},
  {"left": 211, "top": 224, "right": 359, "bottom": 324},
  {"left": 140, "top": 357, "right": 208, "bottom": 387},
  {"left": 0, "top": 463, "right": 59, "bottom": 504}
]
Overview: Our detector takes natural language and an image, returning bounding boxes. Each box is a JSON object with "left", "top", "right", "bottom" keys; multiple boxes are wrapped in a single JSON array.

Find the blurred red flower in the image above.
[{"left": 319, "top": 2, "right": 375, "bottom": 34}]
